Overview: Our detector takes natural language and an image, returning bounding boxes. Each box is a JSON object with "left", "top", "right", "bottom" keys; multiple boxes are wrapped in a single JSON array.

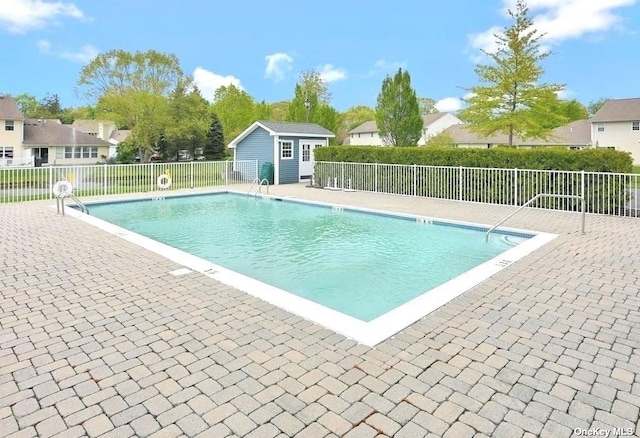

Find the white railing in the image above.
[
  {"left": 0, "top": 157, "right": 34, "bottom": 168},
  {"left": 0, "top": 160, "right": 258, "bottom": 203},
  {"left": 315, "top": 161, "right": 640, "bottom": 218}
]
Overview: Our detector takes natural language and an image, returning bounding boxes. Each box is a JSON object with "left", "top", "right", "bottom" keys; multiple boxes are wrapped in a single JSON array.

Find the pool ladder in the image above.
[
  {"left": 56, "top": 193, "right": 89, "bottom": 216},
  {"left": 247, "top": 178, "right": 269, "bottom": 197}
]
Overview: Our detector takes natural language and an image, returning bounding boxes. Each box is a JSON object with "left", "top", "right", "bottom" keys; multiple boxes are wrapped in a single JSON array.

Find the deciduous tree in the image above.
[
  {"left": 162, "top": 85, "right": 209, "bottom": 160},
  {"left": 375, "top": 68, "right": 422, "bottom": 147},
  {"left": 459, "top": 0, "right": 564, "bottom": 146},
  {"left": 77, "top": 49, "right": 185, "bottom": 161},
  {"left": 211, "top": 85, "right": 256, "bottom": 142},
  {"left": 418, "top": 97, "right": 437, "bottom": 115},
  {"left": 587, "top": 97, "right": 609, "bottom": 116}
]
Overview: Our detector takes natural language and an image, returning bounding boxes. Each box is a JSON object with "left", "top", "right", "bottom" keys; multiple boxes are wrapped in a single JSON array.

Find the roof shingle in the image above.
[
  {"left": 0, "top": 96, "right": 25, "bottom": 120},
  {"left": 23, "top": 119, "right": 110, "bottom": 146},
  {"left": 348, "top": 113, "right": 449, "bottom": 134},
  {"left": 257, "top": 120, "right": 334, "bottom": 136},
  {"left": 591, "top": 98, "right": 640, "bottom": 122}
]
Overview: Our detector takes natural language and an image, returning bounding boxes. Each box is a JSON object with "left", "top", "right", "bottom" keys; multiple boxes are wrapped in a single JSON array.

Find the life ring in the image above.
[
  {"left": 52, "top": 180, "right": 73, "bottom": 197},
  {"left": 157, "top": 174, "right": 172, "bottom": 189}
]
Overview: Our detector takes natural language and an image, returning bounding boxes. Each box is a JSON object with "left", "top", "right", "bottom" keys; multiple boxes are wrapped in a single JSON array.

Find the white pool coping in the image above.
[{"left": 60, "top": 191, "right": 558, "bottom": 347}]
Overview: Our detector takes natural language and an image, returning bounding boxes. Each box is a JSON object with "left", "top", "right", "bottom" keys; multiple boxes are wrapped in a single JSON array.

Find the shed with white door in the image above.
[{"left": 229, "top": 120, "right": 335, "bottom": 184}]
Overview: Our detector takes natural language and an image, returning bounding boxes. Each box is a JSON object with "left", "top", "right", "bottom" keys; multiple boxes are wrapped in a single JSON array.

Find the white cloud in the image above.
[
  {"left": 37, "top": 39, "right": 98, "bottom": 63},
  {"left": 318, "top": 64, "right": 347, "bottom": 83},
  {"left": 367, "top": 59, "right": 407, "bottom": 76},
  {"left": 469, "top": 0, "right": 635, "bottom": 56},
  {"left": 0, "top": 0, "right": 84, "bottom": 34},
  {"left": 435, "top": 97, "right": 463, "bottom": 112},
  {"left": 193, "top": 67, "right": 243, "bottom": 101},
  {"left": 264, "top": 52, "right": 293, "bottom": 82}
]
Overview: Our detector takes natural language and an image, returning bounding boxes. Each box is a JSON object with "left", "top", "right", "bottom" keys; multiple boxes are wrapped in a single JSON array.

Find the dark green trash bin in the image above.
[{"left": 259, "top": 162, "right": 274, "bottom": 185}]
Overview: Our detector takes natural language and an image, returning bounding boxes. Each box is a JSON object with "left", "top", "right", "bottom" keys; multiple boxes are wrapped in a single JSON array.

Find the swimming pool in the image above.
[{"left": 68, "top": 191, "right": 556, "bottom": 345}]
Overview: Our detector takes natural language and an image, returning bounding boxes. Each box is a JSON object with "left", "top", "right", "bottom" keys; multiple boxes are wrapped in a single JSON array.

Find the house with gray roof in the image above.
[
  {"left": 348, "top": 113, "right": 464, "bottom": 146},
  {"left": 444, "top": 119, "right": 592, "bottom": 149},
  {"left": 1, "top": 95, "right": 112, "bottom": 166},
  {"left": 0, "top": 96, "right": 29, "bottom": 167},
  {"left": 229, "top": 120, "right": 335, "bottom": 184},
  {"left": 591, "top": 98, "right": 640, "bottom": 164},
  {"left": 23, "top": 119, "right": 110, "bottom": 165}
]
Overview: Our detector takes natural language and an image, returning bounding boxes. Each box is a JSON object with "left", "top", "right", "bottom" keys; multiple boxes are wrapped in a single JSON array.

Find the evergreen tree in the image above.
[
  {"left": 203, "top": 112, "right": 225, "bottom": 160},
  {"left": 459, "top": 0, "right": 564, "bottom": 146},
  {"left": 375, "top": 68, "right": 422, "bottom": 147}
]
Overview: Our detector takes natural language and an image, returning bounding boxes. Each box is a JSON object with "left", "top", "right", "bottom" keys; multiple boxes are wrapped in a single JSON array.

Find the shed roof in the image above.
[
  {"left": 229, "top": 120, "right": 335, "bottom": 148},
  {"left": 591, "top": 98, "right": 640, "bottom": 122}
]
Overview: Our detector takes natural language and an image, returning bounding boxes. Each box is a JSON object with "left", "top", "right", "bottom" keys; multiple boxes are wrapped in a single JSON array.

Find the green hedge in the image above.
[
  {"left": 314, "top": 147, "right": 635, "bottom": 215},
  {"left": 315, "top": 146, "right": 633, "bottom": 173}
]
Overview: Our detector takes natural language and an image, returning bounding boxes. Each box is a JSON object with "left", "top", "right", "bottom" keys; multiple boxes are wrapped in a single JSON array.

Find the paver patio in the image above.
[{"left": 1, "top": 185, "right": 639, "bottom": 438}]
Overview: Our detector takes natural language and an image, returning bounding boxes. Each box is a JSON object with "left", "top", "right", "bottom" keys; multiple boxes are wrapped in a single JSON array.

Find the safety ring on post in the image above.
[
  {"left": 157, "top": 173, "right": 172, "bottom": 189},
  {"left": 52, "top": 180, "right": 73, "bottom": 198}
]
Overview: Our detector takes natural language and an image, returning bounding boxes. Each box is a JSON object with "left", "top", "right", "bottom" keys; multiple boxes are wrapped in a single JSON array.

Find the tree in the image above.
[
  {"left": 286, "top": 83, "right": 339, "bottom": 140},
  {"left": 588, "top": 97, "right": 609, "bottom": 116},
  {"left": 12, "top": 93, "right": 39, "bottom": 117},
  {"left": 203, "top": 112, "right": 225, "bottom": 160},
  {"left": 254, "top": 100, "right": 272, "bottom": 120},
  {"left": 269, "top": 101, "right": 289, "bottom": 120},
  {"left": 162, "top": 85, "right": 209, "bottom": 160},
  {"left": 297, "top": 70, "right": 331, "bottom": 104},
  {"left": 418, "top": 97, "right": 438, "bottom": 115},
  {"left": 424, "top": 131, "right": 455, "bottom": 147},
  {"left": 77, "top": 49, "right": 185, "bottom": 162},
  {"left": 458, "top": 0, "right": 564, "bottom": 146},
  {"left": 341, "top": 105, "right": 376, "bottom": 131},
  {"left": 211, "top": 85, "right": 256, "bottom": 142},
  {"left": 375, "top": 68, "right": 423, "bottom": 147}
]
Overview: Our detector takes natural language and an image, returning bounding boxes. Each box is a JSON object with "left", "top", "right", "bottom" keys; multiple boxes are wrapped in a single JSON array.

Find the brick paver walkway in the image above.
[{"left": 1, "top": 186, "right": 639, "bottom": 437}]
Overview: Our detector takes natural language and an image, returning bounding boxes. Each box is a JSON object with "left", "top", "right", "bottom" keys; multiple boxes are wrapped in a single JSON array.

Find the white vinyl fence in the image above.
[
  {"left": 0, "top": 160, "right": 258, "bottom": 203},
  {"left": 315, "top": 161, "right": 640, "bottom": 217}
]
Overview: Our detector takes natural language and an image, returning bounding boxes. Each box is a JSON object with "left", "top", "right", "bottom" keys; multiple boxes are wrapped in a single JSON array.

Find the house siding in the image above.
[
  {"left": 278, "top": 136, "right": 299, "bottom": 184},
  {"left": 592, "top": 121, "right": 640, "bottom": 164},
  {"left": 235, "top": 127, "right": 274, "bottom": 180},
  {"left": 0, "top": 120, "right": 26, "bottom": 158},
  {"left": 349, "top": 114, "right": 464, "bottom": 146}
]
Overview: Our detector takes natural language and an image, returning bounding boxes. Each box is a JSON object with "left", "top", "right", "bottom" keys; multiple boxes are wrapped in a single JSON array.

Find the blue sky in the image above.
[{"left": 1, "top": 0, "right": 638, "bottom": 112}]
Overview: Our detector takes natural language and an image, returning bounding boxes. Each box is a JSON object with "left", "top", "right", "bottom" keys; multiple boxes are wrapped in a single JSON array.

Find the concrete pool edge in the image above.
[{"left": 59, "top": 192, "right": 558, "bottom": 347}]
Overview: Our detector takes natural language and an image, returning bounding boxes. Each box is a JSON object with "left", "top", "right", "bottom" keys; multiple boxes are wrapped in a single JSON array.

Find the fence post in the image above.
[
  {"left": 413, "top": 164, "right": 417, "bottom": 197},
  {"left": 255, "top": 160, "right": 259, "bottom": 181},
  {"left": 341, "top": 161, "right": 345, "bottom": 190},
  {"left": 48, "top": 165, "right": 53, "bottom": 199},
  {"left": 103, "top": 163, "right": 108, "bottom": 196},
  {"left": 375, "top": 163, "right": 378, "bottom": 193},
  {"left": 190, "top": 161, "right": 194, "bottom": 189},
  {"left": 458, "top": 166, "right": 463, "bottom": 201},
  {"left": 225, "top": 161, "right": 229, "bottom": 186},
  {"left": 514, "top": 168, "right": 518, "bottom": 206}
]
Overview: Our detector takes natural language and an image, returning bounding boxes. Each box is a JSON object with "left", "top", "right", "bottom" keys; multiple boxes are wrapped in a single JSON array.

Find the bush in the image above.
[{"left": 314, "top": 146, "right": 633, "bottom": 173}]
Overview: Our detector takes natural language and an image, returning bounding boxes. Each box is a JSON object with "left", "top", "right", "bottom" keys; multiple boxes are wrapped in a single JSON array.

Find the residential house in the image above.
[
  {"left": 348, "top": 113, "right": 464, "bottom": 146},
  {"left": 591, "top": 98, "right": 640, "bottom": 164},
  {"left": 70, "top": 120, "right": 130, "bottom": 158},
  {"left": 229, "top": 121, "right": 335, "bottom": 184},
  {"left": 444, "top": 119, "right": 592, "bottom": 149},
  {"left": 23, "top": 119, "right": 110, "bottom": 165},
  {"left": 0, "top": 96, "right": 28, "bottom": 166}
]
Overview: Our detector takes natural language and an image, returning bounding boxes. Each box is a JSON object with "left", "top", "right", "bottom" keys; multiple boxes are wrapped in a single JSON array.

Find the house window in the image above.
[
  {"left": 60, "top": 146, "right": 98, "bottom": 159},
  {"left": 597, "top": 123, "right": 605, "bottom": 132},
  {"left": 0, "top": 146, "right": 13, "bottom": 158},
  {"left": 280, "top": 141, "right": 293, "bottom": 159},
  {"left": 5, "top": 120, "right": 14, "bottom": 131},
  {"left": 633, "top": 121, "right": 639, "bottom": 131}
]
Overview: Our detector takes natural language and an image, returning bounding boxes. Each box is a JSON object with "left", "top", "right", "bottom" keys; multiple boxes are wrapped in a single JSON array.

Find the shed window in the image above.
[{"left": 280, "top": 141, "right": 293, "bottom": 159}]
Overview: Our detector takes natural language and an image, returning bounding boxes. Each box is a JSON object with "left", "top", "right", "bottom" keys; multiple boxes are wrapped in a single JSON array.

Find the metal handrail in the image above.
[
  {"left": 485, "top": 193, "right": 585, "bottom": 242},
  {"left": 247, "top": 178, "right": 270, "bottom": 197},
  {"left": 56, "top": 193, "right": 89, "bottom": 216}
]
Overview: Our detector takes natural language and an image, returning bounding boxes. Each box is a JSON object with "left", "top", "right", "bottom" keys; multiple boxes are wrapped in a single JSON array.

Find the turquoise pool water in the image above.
[{"left": 87, "top": 193, "right": 529, "bottom": 321}]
